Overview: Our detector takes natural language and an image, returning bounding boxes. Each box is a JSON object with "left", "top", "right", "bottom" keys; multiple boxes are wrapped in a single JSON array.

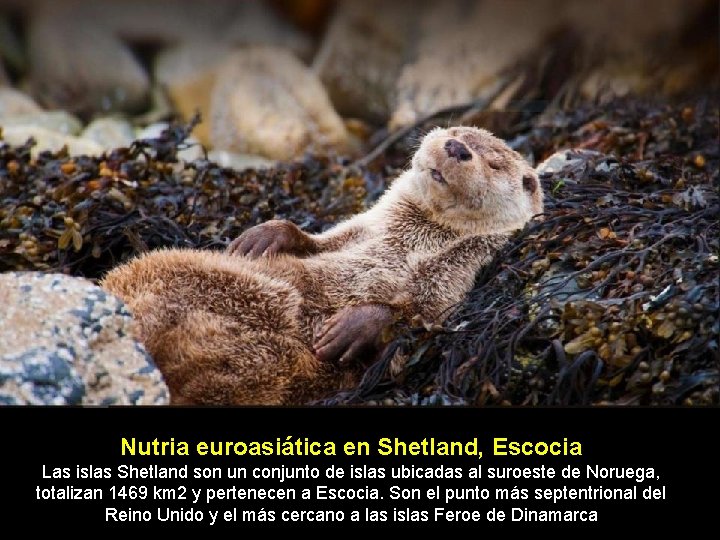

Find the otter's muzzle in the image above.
[{"left": 444, "top": 139, "right": 472, "bottom": 161}]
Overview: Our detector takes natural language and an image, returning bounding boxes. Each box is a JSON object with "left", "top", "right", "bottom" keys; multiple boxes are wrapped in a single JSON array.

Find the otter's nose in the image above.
[{"left": 444, "top": 139, "right": 472, "bottom": 161}]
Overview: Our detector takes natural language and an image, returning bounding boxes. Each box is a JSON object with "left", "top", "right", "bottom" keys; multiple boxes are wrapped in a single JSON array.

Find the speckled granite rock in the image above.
[{"left": 0, "top": 272, "right": 168, "bottom": 405}]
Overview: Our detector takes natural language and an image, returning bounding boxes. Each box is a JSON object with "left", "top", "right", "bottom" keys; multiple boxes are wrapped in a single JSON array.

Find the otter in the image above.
[{"left": 101, "top": 126, "right": 543, "bottom": 405}]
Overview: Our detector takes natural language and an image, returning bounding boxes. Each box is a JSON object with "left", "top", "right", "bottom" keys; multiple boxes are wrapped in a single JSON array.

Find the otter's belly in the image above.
[
  {"left": 245, "top": 251, "right": 410, "bottom": 305},
  {"left": 242, "top": 250, "right": 411, "bottom": 344}
]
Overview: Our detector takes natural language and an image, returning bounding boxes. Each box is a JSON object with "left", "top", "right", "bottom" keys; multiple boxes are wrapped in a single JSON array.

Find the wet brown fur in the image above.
[{"left": 101, "top": 127, "right": 544, "bottom": 405}]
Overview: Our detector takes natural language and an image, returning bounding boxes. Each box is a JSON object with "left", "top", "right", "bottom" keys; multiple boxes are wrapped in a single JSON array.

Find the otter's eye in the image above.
[
  {"left": 523, "top": 174, "right": 537, "bottom": 193},
  {"left": 431, "top": 169, "right": 446, "bottom": 184}
]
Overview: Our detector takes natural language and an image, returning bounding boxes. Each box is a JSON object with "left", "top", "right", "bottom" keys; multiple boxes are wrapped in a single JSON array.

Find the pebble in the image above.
[
  {"left": 0, "top": 111, "right": 83, "bottom": 135},
  {"left": 82, "top": 117, "right": 136, "bottom": 149},
  {"left": 0, "top": 86, "right": 43, "bottom": 118},
  {"left": 2, "top": 125, "right": 105, "bottom": 157},
  {"left": 208, "top": 150, "right": 275, "bottom": 171}
]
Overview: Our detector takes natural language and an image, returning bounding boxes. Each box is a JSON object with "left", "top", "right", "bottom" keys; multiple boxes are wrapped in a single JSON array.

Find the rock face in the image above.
[
  {"left": 85, "top": 0, "right": 310, "bottom": 57},
  {"left": 312, "top": 0, "right": 562, "bottom": 127},
  {"left": 315, "top": 0, "right": 711, "bottom": 130},
  {"left": 565, "top": 0, "right": 708, "bottom": 101},
  {"left": 0, "top": 272, "right": 169, "bottom": 405},
  {"left": 210, "top": 47, "right": 351, "bottom": 160}
]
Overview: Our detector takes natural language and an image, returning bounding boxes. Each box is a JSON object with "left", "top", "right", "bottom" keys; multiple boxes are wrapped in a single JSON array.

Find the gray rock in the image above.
[
  {"left": 313, "top": 0, "right": 417, "bottom": 123},
  {"left": 0, "top": 272, "right": 169, "bottom": 406},
  {"left": 82, "top": 117, "right": 135, "bottom": 150},
  {"left": 71, "top": 0, "right": 310, "bottom": 57},
  {"left": 0, "top": 14, "right": 26, "bottom": 73},
  {"left": 28, "top": 3, "right": 150, "bottom": 115},
  {"left": 0, "top": 110, "right": 82, "bottom": 135},
  {"left": 23, "top": 0, "right": 310, "bottom": 118}
]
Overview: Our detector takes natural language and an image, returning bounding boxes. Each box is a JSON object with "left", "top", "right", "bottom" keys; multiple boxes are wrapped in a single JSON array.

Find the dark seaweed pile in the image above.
[
  {"left": 1, "top": 94, "right": 718, "bottom": 406},
  {"left": 0, "top": 121, "right": 367, "bottom": 279},
  {"left": 334, "top": 94, "right": 719, "bottom": 406}
]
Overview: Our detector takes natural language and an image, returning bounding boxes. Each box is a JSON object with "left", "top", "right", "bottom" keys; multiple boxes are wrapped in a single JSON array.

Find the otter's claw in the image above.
[
  {"left": 227, "top": 220, "right": 306, "bottom": 259},
  {"left": 314, "top": 304, "right": 394, "bottom": 366}
]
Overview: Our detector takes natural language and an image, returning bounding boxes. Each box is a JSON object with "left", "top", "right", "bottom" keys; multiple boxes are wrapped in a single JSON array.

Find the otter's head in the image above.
[{"left": 410, "top": 126, "right": 543, "bottom": 233}]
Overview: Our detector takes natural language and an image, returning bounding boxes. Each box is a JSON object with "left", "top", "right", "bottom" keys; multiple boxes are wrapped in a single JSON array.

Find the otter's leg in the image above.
[
  {"left": 101, "top": 250, "right": 319, "bottom": 405},
  {"left": 146, "top": 310, "right": 317, "bottom": 405}
]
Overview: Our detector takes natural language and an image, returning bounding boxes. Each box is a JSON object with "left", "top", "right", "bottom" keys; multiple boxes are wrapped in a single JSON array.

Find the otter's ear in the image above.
[{"left": 522, "top": 174, "right": 537, "bottom": 194}]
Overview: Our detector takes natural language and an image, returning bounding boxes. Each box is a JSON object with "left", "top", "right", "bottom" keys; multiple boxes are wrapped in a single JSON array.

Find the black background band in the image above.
[{"left": 2, "top": 407, "right": 715, "bottom": 531}]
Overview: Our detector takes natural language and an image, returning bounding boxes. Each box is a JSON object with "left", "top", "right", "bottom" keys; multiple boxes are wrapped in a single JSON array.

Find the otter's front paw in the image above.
[
  {"left": 226, "top": 220, "right": 310, "bottom": 258},
  {"left": 314, "top": 304, "right": 395, "bottom": 367}
]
